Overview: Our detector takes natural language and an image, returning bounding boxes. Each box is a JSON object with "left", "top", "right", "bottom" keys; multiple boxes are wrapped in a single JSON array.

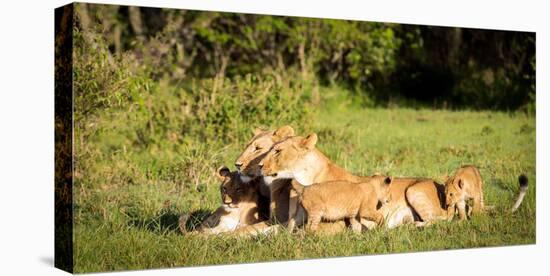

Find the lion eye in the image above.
[
  {"left": 254, "top": 145, "right": 262, "bottom": 151},
  {"left": 274, "top": 149, "right": 282, "bottom": 154}
]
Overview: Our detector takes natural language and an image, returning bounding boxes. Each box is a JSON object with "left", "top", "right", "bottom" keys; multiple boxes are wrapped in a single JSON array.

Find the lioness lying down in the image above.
[
  {"left": 404, "top": 166, "right": 529, "bottom": 226},
  {"left": 235, "top": 126, "right": 295, "bottom": 223},
  {"left": 260, "top": 133, "right": 427, "bottom": 230},
  {"left": 259, "top": 133, "right": 531, "bottom": 230},
  {"left": 179, "top": 166, "right": 269, "bottom": 235},
  {"left": 292, "top": 175, "right": 392, "bottom": 233},
  {"left": 234, "top": 126, "right": 346, "bottom": 235}
]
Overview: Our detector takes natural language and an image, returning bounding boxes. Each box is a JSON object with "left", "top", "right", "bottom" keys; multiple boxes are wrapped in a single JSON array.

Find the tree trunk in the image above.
[
  {"left": 298, "top": 41, "right": 307, "bottom": 80},
  {"left": 76, "top": 3, "right": 91, "bottom": 30},
  {"left": 128, "top": 6, "right": 143, "bottom": 38}
]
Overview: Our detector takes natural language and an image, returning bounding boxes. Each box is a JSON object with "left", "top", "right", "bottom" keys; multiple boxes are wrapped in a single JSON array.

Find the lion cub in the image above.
[
  {"left": 291, "top": 175, "right": 393, "bottom": 233},
  {"left": 180, "top": 166, "right": 269, "bottom": 235},
  {"left": 444, "top": 165, "right": 484, "bottom": 220}
]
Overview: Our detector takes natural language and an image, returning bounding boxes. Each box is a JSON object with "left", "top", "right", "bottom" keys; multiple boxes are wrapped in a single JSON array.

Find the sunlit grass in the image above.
[{"left": 73, "top": 101, "right": 535, "bottom": 273}]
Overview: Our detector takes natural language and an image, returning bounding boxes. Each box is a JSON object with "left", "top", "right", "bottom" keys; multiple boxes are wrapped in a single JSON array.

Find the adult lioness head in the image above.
[
  {"left": 259, "top": 133, "right": 318, "bottom": 180},
  {"left": 217, "top": 166, "right": 258, "bottom": 209},
  {"left": 234, "top": 126, "right": 295, "bottom": 181}
]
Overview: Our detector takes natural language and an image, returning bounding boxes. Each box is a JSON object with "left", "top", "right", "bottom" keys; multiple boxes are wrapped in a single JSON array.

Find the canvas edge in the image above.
[{"left": 54, "top": 2, "right": 75, "bottom": 274}]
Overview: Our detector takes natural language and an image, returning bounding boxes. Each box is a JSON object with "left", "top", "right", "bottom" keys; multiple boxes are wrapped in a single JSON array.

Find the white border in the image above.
[{"left": 0, "top": 0, "right": 547, "bottom": 275}]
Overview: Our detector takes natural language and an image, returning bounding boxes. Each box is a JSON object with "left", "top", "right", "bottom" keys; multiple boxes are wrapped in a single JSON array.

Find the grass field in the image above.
[{"left": 73, "top": 92, "right": 535, "bottom": 273}]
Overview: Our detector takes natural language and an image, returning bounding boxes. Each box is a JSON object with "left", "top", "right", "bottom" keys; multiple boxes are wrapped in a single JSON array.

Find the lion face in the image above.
[
  {"left": 445, "top": 177, "right": 464, "bottom": 208},
  {"left": 369, "top": 175, "right": 393, "bottom": 204},
  {"left": 234, "top": 126, "right": 295, "bottom": 180},
  {"left": 259, "top": 133, "right": 318, "bottom": 180},
  {"left": 217, "top": 166, "right": 257, "bottom": 209}
]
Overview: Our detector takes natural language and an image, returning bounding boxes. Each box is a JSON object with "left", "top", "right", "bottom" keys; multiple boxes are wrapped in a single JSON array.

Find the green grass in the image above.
[{"left": 73, "top": 100, "right": 535, "bottom": 273}]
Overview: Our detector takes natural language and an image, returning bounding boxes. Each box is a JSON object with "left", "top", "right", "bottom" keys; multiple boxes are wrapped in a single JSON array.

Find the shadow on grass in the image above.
[
  {"left": 128, "top": 208, "right": 212, "bottom": 235},
  {"left": 491, "top": 178, "right": 515, "bottom": 193},
  {"left": 177, "top": 209, "right": 212, "bottom": 232}
]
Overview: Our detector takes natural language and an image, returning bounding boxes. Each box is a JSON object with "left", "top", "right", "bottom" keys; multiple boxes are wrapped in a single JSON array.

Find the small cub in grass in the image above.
[
  {"left": 180, "top": 166, "right": 268, "bottom": 235},
  {"left": 444, "top": 165, "right": 484, "bottom": 220},
  {"left": 291, "top": 175, "right": 393, "bottom": 233}
]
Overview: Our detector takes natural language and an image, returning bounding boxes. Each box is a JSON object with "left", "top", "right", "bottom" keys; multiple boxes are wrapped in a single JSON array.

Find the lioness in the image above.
[
  {"left": 292, "top": 175, "right": 392, "bottom": 233},
  {"left": 260, "top": 133, "right": 531, "bottom": 229},
  {"left": 259, "top": 133, "right": 446, "bottom": 229},
  {"left": 235, "top": 126, "right": 294, "bottom": 223},
  {"left": 405, "top": 179, "right": 448, "bottom": 227},
  {"left": 234, "top": 127, "right": 347, "bottom": 235},
  {"left": 260, "top": 133, "right": 364, "bottom": 185},
  {"left": 179, "top": 166, "right": 269, "bottom": 235}
]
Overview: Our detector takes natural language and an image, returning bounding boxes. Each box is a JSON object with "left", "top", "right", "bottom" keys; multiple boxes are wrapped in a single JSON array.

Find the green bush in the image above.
[
  {"left": 72, "top": 25, "right": 314, "bottom": 210},
  {"left": 74, "top": 4, "right": 535, "bottom": 111}
]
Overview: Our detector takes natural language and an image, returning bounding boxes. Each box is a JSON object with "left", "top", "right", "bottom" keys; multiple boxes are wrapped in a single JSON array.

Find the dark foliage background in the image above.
[{"left": 76, "top": 3, "right": 535, "bottom": 112}]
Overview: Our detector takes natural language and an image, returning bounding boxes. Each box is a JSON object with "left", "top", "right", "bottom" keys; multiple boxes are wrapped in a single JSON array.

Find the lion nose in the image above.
[{"left": 235, "top": 162, "right": 242, "bottom": 170}]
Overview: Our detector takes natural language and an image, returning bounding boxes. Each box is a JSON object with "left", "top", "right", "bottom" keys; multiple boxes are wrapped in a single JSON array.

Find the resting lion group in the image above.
[{"left": 179, "top": 126, "right": 529, "bottom": 236}]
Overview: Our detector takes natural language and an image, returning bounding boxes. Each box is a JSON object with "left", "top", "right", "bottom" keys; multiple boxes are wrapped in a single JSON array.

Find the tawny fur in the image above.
[
  {"left": 259, "top": 133, "right": 438, "bottom": 229},
  {"left": 444, "top": 165, "right": 485, "bottom": 221},
  {"left": 408, "top": 167, "right": 528, "bottom": 225},
  {"left": 292, "top": 176, "right": 392, "bottom": 233},
  {"left": 261, "top": 133, "right": 364, "bottom": 186},
  {"left": 231, "top": 127, "right": 346, "bottom": 235},
  {"left": 403, "top": 168, "right": 528, "bottom": 226},
  {"left": 405, "top": 179, "right": 448, "bottom": 226},
  {"left": 234, "top": 126, "right": 294, "bottom": 224},
  {"left": 181, "top": 167, "right": 267, "bottom": 235},
  {"left": 235, "top": 126, "right": 295, "bottom": 179}
]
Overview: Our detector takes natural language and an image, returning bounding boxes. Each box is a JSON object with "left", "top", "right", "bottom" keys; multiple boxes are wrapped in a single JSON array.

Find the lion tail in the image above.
[{"left": 511, "top": 174, "right": 529, "bottom": 213}]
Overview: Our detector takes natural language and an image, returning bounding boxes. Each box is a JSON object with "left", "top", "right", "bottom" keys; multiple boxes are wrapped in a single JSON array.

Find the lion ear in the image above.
[
  {"left": 272, "top": 125, "right": 295, "bottom": 140},
  {"left": 301, "top": 133, "right": 318, "bottom": 150},
  {"left": 457, "top": 179, "right": 464, "bottom": 189},
  {"left": 384, "top": 176, "right": 393, "bottom": 185},
  {"left": 252, "top": 127, "right": 265, "bottom": 136},
  {"left": 217, "top": 166, "right": 231, "bottom": 180}
]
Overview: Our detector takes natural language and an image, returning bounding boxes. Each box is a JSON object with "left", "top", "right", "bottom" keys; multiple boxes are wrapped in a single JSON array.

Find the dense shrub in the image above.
[
  {"left": 73, "top": 23, "right": 314, "bottom": 196},
  {"left": 74, "top": 3, "right": 535, "bottom": 111},
  {"left": 75, "top": 23, "right": 313, "bottom": 133}
]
